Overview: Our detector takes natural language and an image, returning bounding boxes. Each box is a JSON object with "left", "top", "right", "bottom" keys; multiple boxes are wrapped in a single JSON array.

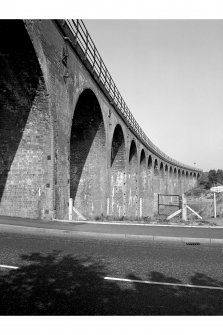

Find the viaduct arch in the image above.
[
  {"left": 128, "top": 140, "right": 138, "bottom": 218},
  {"left": 110, "top": 124, "right": 126, "bottom": 218},
  {"left": 0, "top": 19, "right": 202, "bottom": 221},
  {"left": 70, "top": 89, "right": 107, "bottom": 219}
]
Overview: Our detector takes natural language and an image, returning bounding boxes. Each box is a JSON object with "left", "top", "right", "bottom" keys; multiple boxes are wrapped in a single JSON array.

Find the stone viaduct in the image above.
[{"left": 0, "top": 19, "right": 202, "bottom": 221}]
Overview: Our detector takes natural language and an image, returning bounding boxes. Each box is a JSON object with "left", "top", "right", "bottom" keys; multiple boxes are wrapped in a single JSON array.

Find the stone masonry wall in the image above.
[{"left": 0, "top": 20, "right": 199, "bottom": 220}]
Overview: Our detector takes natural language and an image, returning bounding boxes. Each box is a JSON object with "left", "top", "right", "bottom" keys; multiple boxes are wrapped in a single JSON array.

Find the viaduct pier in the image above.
[{"left": 0, "top": 20, "right": 201, "bottom": 220}]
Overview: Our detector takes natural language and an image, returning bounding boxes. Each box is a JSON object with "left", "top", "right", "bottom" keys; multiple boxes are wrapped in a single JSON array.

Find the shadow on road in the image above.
[{"left": 0, "top": 250, "right": 223, "bottom": 315}]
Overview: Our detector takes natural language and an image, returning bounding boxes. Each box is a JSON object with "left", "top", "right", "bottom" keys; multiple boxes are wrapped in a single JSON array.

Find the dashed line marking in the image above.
[
  {"left": 104, "top": 276, "right": 223, "bottom": 291},
  {"left": 0, "top": 264, "right": 19, "bottom": 270}
]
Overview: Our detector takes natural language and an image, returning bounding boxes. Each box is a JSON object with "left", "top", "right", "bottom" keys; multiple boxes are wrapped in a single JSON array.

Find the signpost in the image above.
[
  {"left": 210, "top": 186, "right": 223, "bottom": 218},
  {"left": 210, "top": 186, "right": 223, "bottom": 193}
]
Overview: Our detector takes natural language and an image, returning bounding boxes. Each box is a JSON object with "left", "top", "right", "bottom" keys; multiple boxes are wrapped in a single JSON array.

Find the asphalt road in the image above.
[
  {"left": 1, "top": 215, "right": 223, "bottom": 241},
  {"left": 0, "top": 228, "right": 223, "bottom": 315}
]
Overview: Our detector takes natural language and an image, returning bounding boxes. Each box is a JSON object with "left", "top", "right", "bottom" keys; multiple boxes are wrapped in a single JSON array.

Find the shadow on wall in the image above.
[
  {"left": 70, "top": 89, "right": 105, "bottom": 204},
  {"left": 0, "top": 250, "right": 223, "bottom": 315},
  {"left": 0, "top": 20, "right": 42, "bottom": 202}
]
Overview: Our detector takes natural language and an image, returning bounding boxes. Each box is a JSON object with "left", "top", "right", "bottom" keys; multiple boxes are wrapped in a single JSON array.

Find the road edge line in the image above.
[{"left": 1, "top": 223, "right": 223, "bottom": 244}]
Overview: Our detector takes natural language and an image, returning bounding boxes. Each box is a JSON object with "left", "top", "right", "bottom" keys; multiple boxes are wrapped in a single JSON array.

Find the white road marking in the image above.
[
  {"left": 0, "top": 264, "right": 19, "bottom": 270},
  {"left": 104, "top": 276, "right": 223, "bottom": 291}
]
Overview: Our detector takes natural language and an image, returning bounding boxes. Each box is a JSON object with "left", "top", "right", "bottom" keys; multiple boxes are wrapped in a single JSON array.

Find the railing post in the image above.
[
  {"left": 74, "top": 20, "right": 79, "bottom": 45},
  {"left": 85, "top": 31, "right": 89, "bottom": 59},
  {"left": 99, "top": 58, "right": 102, "bottom": 79},
  {"left": 104, "top": 68, "right": 108, "bottom": 86},
  {"left": 108, "top": 74, "right": 112, "bottom": 92},
  {"left": 92, "top": 45, "right": 96, "bottom": 71},
  {"left": 114, "top": 86, "right": 117, "bottom": 103}
]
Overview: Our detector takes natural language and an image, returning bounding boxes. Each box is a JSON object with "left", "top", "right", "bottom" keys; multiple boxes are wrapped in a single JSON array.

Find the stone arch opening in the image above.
[
  {"left": 189, "top": 172, "right": 193, "bottom": 189},
  {"left": 173, "top": 168, "right": 177, "bottom": 194},
  {"left": 164, "top": 164, "right": 169, "bottom": 193},
  {"left": 110, "top": 124, "right": 126, "bottom": 217},
  {"left": 160, "top": 162, "right": 164, "bottom": 193},
  {"left": 192, "top": 172, "right": 197, "bottom": 188},
  {"left": 70, "top": 89, "right": 107, "bottom": 219},
  {"left": 181, "top": 170, "right": 185, "bottom": 193},
  {"left": 153, "top": 159, "right": 159, "bottom": 193},
  {"left": 154, "top": 159, "right": 159, "bottom": 176},
  {"left": 0, "top": 20, "right": 52, "bottom": 219},
  {"left": 129, "top": 140, "right": 137, "bottom": 163},
  {"left": 160, "top": 162, "right": 164, "bottom": 174},
  {"left": 178, "top": 169, "right": 182, "bottom": 194},
  {"left": 147, "top": 155, "right": 153, "bottom": 216},
  {"left": 148, "top": 155, "right": 152, "bottom": 170},
  {"left": 185, "top": 171, "right": 189, "bottom": 192},
  {"left": 128, "top": 140, "right": 138, "bottom": 217},
  {"left": 139, "top": 149, "right": 147, "bottom": 217},
  {"left": 169, "top": 166, "right": 173, "bottom": 194},
  {"left": 140, "top": 149, "right": 146, "bottom": 165}
]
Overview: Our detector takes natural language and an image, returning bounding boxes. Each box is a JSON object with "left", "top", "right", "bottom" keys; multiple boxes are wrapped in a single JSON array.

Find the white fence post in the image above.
[
  {"left": 69, "top": 198, "right": 73, "bottom": 221},
  {"left": 214, "top": 192, "right": 217, "bottom": 218},
  {"left": 182, "top": 194, "right": 187, "bottom": 221},
  {"left": 139, "top": 198, "right": 142, "bottom": 218},
  {"left": 107, "top": 198, "right": 110, "bottom": 216}
]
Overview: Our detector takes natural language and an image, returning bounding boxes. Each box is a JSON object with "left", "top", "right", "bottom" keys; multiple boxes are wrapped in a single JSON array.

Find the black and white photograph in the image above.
[{"left": 0, "top": 0, "right": 223, "bottom": 333}]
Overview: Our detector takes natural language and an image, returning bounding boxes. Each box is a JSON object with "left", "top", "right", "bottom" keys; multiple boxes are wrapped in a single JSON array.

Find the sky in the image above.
[{"left": 85, "top": 19, "right": 223, "bottom": 172}]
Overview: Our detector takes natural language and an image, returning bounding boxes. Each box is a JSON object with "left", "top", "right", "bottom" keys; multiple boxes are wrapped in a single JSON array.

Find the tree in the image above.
[
  {"left": 216, "top": 169, "right": 223, "bottom": 185},
  {"left": 198, "top": 172, "right": 211, "bottom": 189},
  {"left": 208, "top": 170, "right": 218, "bottom": 186}
]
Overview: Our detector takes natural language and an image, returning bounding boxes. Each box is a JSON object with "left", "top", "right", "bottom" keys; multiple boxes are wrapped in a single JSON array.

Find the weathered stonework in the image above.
[{"left": 0, "top": 20, "right": 200, "bottom": 221}]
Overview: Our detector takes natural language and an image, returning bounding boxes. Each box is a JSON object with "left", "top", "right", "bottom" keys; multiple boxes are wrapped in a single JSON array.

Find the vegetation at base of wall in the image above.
[
  {"left": 186, "top": 169, "right": 223, "bottom": 197},
  {"left": 185, "top": 169, "right": 223, "bottom": 218},
  {"left": 198, "top": 169, "right": 223, "bottom": 189},
  {"left": 93, "top": 214, "right": 155, "bottom": 222}
]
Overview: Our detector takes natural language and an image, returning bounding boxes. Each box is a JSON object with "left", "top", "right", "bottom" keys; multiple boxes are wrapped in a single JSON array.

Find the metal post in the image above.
[{"left": 214, "top": 192, "right": 217, "bottom": 218}]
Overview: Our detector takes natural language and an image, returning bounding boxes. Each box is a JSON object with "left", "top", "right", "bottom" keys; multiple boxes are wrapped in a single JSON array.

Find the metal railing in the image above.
[
  {"left": 158, "top": 194, "right": 181, "bottom": 216},
  {"left": 64, "top": 19, "right": 201, "bottom": 172}
]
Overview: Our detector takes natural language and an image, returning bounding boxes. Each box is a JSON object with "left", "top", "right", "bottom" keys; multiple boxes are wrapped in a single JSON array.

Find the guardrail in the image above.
[{"left": 62, "top": 19, "right": 201, "bottom": 172}]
